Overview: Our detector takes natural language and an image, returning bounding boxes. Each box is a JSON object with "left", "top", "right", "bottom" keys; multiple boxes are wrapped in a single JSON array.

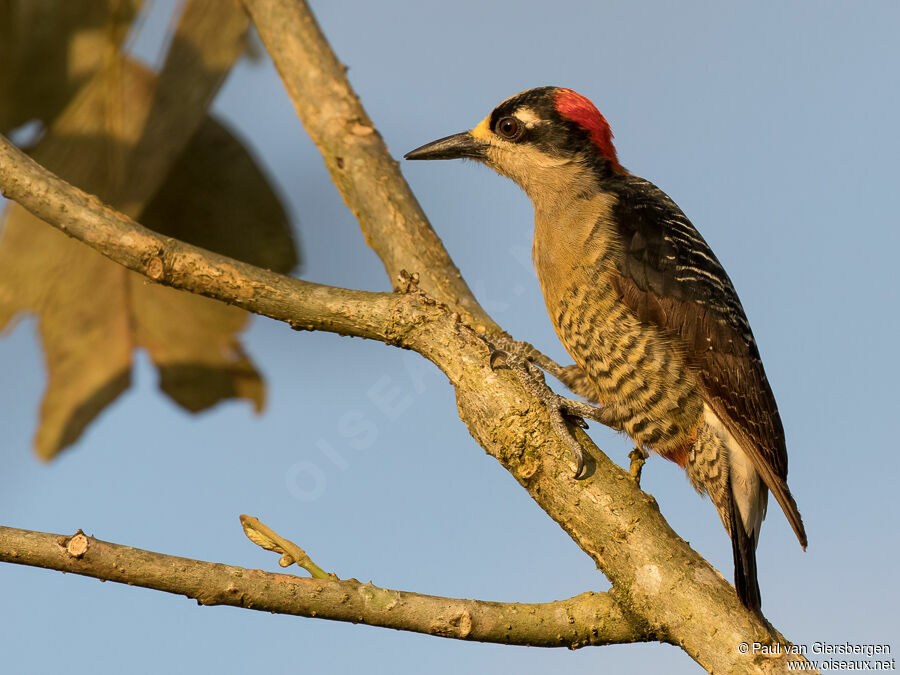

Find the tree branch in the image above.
[
  {"left": 0, "top": 525, "right": 651, "bottom": 649},
  {"left": 240, "top": 0, "right": 500, "bottom": 334},
  {"left": 0, "top": 133, "right": 404, "bottom": 342},
  {"left": 240, "top": 0, "right": 599, "bottom": 414}
]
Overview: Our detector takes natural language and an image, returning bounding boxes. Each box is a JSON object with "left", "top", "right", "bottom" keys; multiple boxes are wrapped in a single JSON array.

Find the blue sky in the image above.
[{"left": 2, "top": 1, "right": 898, "bottom": 673}]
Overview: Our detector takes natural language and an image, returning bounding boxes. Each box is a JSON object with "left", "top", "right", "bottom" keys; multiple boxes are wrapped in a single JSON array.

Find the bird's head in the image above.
[{"left": 405, "top": 86, "right": 625, "bottom": 204}]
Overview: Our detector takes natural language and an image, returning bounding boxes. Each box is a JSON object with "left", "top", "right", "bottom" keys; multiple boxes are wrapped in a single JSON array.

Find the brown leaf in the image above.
[
  {"left": 0, "top": 62, "right": 155, "bottom": 459},
  {"left": 0, "top": 0, "right": 142, "bottom": 134},
  {"left": 142, "top": 116, "right": 299, "bottom": 274},
  {"left": 0, "top": 215, "right": 134, "bottom": 455},
  {"left": 114, "top": 0, "right": 252, "bottom": 210},
  {"left": 139, "top": 116, "right": 298, "bottom": 410},
  {"left": 131, "top": 284, "right": 265, "bottom": 415},
  {"left": 0, "top": 47, "right": 296, "bottom": 458}
]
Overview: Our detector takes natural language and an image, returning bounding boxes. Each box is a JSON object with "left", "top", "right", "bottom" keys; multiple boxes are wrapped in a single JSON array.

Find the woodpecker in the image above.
[{"left": 405, "top": 86, "right": 806, "bottom": 613}]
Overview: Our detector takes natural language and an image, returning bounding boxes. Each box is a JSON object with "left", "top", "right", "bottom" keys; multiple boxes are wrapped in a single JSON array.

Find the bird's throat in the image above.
[{"left": 531, "top": 190, "right": 619, "bottom": 325}]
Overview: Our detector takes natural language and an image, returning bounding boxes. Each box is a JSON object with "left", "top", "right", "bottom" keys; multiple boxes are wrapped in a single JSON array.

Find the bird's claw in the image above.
[
  {"left": 488, "top": 348, "right": 509, "bottom": 371},
  {"left": 561, "top": 407, "right": 589, "bottom": 429},
  {"left": 571, "top": 441, "right": 586, "bottom": 480},
  {"left": 489, "top": 341, "right": 592, "bottom": 479},
  {"left": 541, "top": 394, "right": 592, "bottom": 478},
  {"left": 551, "top": 401, "right": 588, "bottom": 478}
]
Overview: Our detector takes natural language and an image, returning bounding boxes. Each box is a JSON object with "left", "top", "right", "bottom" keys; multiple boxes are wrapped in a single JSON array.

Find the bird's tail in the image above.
[{"left": 729, "top": 494, "right": 762, "bottom": 615}]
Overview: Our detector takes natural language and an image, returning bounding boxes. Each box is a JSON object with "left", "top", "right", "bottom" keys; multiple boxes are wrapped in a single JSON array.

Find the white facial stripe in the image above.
[{"left": 515, "top": 107, "right": 542, "bottom": 129}]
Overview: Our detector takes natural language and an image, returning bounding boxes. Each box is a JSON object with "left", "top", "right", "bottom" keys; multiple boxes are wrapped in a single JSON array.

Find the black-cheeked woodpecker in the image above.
[{"left": 405, "top": 86, "right": 806, "bottom": 614}]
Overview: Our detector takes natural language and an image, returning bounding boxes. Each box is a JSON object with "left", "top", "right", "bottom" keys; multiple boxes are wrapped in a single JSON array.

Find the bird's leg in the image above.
[
  {"left": 490, "top": 335, "right": 599, "bottom": 400},
  {"left": 491, "top": 334, "right": 572, "bottom": 383},
  {"left": 488, "top": 343, "right": 620, "bottom": 479},
  {"left": 490, "top": 348, "right": 588, "bottom": 478},
  {"left": 489, "top": 338, "right": 621, "bottom": 425}
]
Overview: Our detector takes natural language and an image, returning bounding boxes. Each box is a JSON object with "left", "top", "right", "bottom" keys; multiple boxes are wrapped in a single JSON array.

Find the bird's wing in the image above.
[{"left": 607, "top": 175, "right": 806, "bottom": 547}]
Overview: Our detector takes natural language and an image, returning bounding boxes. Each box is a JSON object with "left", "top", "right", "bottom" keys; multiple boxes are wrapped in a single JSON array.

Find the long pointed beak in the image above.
[{"left": 404, "top": 131, "right": 488, "bottom": 161}]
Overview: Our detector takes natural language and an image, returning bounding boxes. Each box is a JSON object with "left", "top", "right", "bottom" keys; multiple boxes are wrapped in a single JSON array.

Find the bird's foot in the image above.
[{"left": 489, "top": 346, "right": 609, "bottom": 479}]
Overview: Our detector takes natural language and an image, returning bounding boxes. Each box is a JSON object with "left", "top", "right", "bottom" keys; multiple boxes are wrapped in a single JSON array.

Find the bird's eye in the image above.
[{"left": 496, "top": 116, "right": 523, "bottom": 140}]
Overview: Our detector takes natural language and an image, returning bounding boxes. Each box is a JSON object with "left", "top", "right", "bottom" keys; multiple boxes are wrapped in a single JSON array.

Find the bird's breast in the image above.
[{"left": 532, "top": 199, "right": 704, "bottom": 456}]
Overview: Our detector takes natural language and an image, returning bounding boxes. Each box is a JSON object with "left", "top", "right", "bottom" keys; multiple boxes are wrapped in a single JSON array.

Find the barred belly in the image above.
[{"left": 552, "top": 276, "right": 705, "bottom": 463}]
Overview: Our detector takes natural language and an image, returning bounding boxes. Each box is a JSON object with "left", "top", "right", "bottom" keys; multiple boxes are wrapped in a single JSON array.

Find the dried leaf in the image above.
[
  {"left": 0, "top": 217, "right": 134, "bottom": 454},
  {"left": 0, "top": 62, "right": 158, "bottom": 459},
  {"left": 0, "top": 0, "right": 142, "bottom": 134},
  {"left": 142, "top": 116, "right": 299, "bottom": 273},
  {"left": 0, "top": 54, "right": 297, "bottom": 458},
  {"left": 115, "top": 0, "right": 251, "bottom": 210},
  {"left": 140, "top": 116, "right": 298, "bottom": 411}
]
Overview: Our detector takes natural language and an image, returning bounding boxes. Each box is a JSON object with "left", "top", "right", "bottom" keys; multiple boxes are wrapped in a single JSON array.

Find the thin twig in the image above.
[{"left": 240, "top": 515, "right": 334, "bottom": 580}]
